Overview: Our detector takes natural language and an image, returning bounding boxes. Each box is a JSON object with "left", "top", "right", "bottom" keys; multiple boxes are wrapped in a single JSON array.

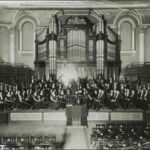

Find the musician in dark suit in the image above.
[
  {"left": 32, "top": 90, "right": 41, "bottom": 109},
  {"left": 92, "top": 89, "right": 101, "bottom": 110},
  {"left": 108, "top": 89, "right": 114, "bottom": 109},
  {"left": 16, "top": 90, "right": 30, "bottom": 109},
  {"left": 0, "top": 91, "right": 4, "bottom": 110},
  {"left": 129, "top": 89, "right": 137, "bottom": 109},
  {"left": 137, "top": 87, "right": 145, "bottom": 110},
  {"left": 120, "top": 83, "right": 125, "bottom": 96},
  {"left": 84, "top": 85, "right": 92, "bottom": 109},
  {"left": 4, "top": 90, "right": 13, "bottom": 109},
  {"left": 48, "top": 76, "right": 54, "bottom": 89},
  {"left": 29, "top": 77, "right": 36, "bottom": 92},
  {"left": 26, "top": 89, "right": 33, "bottom": 108},
  {"left": 90, "top": 89, "right": 97, "bottom": 110},
  {"left": 108, "top": 89, "right": 120, "bottom": 110},
  {"left": 65, "top": 88, "right": 72, "bottom": 105},
  {"left": 119, "top": 84, "right": 126, "bottom": 109},
  {"left": 123, "top": 88, "right": 131, "bottom": 109},
  {"left": 82, "top": 88, "right": 88, "bottom": 105},
  {"left": 50, "top": 90, "right": 59, "bottom": 110},
  {"left": 70, "top": 79, "right": 78, "bottom": 94},
  {"left": 142, "top": 89, "right": 149, "bottom": 110},
  {"left": 143, "top": 125, "right": 150, "bottom": 138},
  {"left": 39, "top": 89, "right": 47, "bottom": 109},
  {"left": 58, "top": 89, "right": 66, "bottom": 108},
  {"left": 103, "top": 82, "right": 110, "bottom": 108},
  {"left": 93, "top": 88, "right": 105, "bottom": 111},
  {"left": 118, "top": 125, "right": 127, "bottom": 139},
  {"left": 22, "top": 89, "right": 31, "bottom": 109},
  {"left": 76, "top": 85, "right": 83, "bottom": 105}
]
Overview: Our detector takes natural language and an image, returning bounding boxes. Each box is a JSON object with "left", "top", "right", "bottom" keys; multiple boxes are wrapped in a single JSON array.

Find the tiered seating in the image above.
[
  {"left": 0, "top": 135, "right": 56, "bottom": 150},
  {"left": 1, "top": 74, "right": 150, "bottom": 111},
  {"left": 123, "top": 62, "right": 150, "bottom": 83},
  {"left": 91, "top": 124, "right": 150, "bottom": 149},
  {"left": 0, "top": 60, "right": 33, "bottom": 85}
]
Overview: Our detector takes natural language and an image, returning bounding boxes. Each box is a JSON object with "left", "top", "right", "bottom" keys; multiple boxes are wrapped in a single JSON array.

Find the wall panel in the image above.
[
  {"left": 0, "top": 27, "right": 10, "bottom": 62},
  {"left": 144, "top": 27, "right": 150, "bottom": 62}
]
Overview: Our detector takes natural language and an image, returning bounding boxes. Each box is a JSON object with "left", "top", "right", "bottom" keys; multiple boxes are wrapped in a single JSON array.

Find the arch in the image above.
[
  {"left": 113, "top": 10, "right": 141, "bottom": 27},
  {"left": 118, "top": 17, "right": 137, "bottom": 30},
  {"left": 17, "top": 16, "right": 37, "bottom": 31},
  {"left": 16, "top": 16, "right": 37, "bottom": 53},
  {"left": 117, "top": 16, "right": 137, "bottom": 53},
  {"left": 13, "top": 10, "right": 39, "bottom": 27}
]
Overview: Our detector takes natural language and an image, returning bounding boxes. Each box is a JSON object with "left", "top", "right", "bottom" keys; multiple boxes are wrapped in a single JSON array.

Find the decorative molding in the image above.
[
  {"left": 17, "top": 51, "right": 34, "bottom": 54},
  {"left": 0, "top": 10, "right": 16, "bottom": 25},
  {"left": 0, "top": 26, "right": 10, "bottom": 34},
  {"left": 13, "top": 10, "right": 39, "bottom": 27},
  {"left": 0, "top": 1, "right": 149, "bottom": 9},
  {"left": 118, "top": 17, "right": 137, "bottom": 29},
  {"left": 113, "top": 10, "right": 141, "bottom": 27},
  {"left": 36, "top": 26, "right": 47, "bottom": 36},
  {"left": 121, "top": 50, "right": 136, "bottom": 54},
  {"left": 0, "top": 23, "right": 12, "bottom": 27},
  {"left": 93, "top": 9, "right": 121, "bottom": 25},
  {"left": 138, "top": 25, "right": 148, "bottom": 33},
  {"left": 17, "top": 16, "right": 37, "bottom": 30},
  {"left": 7, "top": 26, "right": 15, "bottom": 34}
]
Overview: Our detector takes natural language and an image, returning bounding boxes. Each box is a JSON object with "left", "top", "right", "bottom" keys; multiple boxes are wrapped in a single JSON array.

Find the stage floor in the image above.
[
  {"left": 0, "top": 123, "right": 91, "bottom": 149},
  {"left": 8, "top": 108, "right": 144, "bottom": 123},
  {"left": 0, "top": 108, "right": 149, "bottom": 149}
]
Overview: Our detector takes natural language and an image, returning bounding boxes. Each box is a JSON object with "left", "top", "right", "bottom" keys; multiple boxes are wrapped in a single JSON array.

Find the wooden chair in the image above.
[
  {"left": 43, "top": 136, "right": 56, "bottom": 149},
  {"left": 3, "top": 136, "right": 17, "bottom": 149},
  {"left": 16, "top": 136, "right": 30, "bottom": 149}
]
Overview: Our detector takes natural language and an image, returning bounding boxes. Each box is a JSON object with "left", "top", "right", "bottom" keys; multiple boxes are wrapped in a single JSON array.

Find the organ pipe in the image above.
[
  {"left": 48, "top": 15, "right": 57, "bottom": 76},
  {"left": 67, "top": 29, "right": 86, "bottom": 62},
  {"left": 96, "top": 17, "right": 104, "bottom": 76}
]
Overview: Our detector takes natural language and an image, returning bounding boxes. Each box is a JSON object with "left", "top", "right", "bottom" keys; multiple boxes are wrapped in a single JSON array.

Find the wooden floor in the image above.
[
  {"left": 0, "top": 123, "right": 92, "bottom": 149},
  {"left": 0, "top": 123, "right": 65, "bottom": 142},
  {"left": 63, "top": 126, "right": 90, "bottom": 149}
]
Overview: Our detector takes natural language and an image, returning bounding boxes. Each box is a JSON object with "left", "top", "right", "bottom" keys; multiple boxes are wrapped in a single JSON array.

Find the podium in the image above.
[{"left": 66, "top": 105, "right": 88, "bottom": 126}]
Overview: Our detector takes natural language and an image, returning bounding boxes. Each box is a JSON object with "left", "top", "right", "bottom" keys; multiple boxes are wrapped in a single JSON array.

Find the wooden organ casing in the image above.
[{"left": 34, "top": 14, "right": 121, "bottom": 81}]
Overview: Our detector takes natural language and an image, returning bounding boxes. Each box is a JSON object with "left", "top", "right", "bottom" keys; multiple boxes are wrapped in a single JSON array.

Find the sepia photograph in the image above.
[{"left": 0, "top": 0, "right": 150, "bottom": 149}]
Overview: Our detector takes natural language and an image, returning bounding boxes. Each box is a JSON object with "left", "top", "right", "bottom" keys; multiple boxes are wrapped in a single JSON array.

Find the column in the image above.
[
  {"left": 45, "top": 60, "right": 50, "bottom": 80},
  {"left": 132, "top": 27, "right": 135, "bottom": 51},
  {"left": 46, "top": 14, "right": 57, "bottom": 78},
  {"left": 115, "top": 34, "right": 121, "bottom": 81},
  {"left": 19, "top": 28, "right": 22, "bottom": 51},
  {"left": 96, "top": 17, "right": 104, "bottom": 76},
  {"left": 9, "top": 27, "right": 15, "bottom": 64},
  {"left": 139, "top": 26, "right": 145, "bottom": 63},
  {"left": 49, "top": 40, "right": 57, "bottom": 75}
]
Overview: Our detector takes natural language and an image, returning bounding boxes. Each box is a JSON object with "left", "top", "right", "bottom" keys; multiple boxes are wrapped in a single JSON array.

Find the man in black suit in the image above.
[
  {"left": 129, "top": 89, "right": 137, "bottom": 109},
  {"left": 0, "top": 91, "right": 4, "bottom": 110}
]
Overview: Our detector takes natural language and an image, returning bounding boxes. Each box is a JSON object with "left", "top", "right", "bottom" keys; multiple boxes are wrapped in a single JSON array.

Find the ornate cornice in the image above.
[{"left": 0, "top": 1, "right": 149, "bottom": 9}]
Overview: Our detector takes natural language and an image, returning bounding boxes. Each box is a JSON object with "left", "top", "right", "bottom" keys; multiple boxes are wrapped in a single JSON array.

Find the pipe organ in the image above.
[
  {"left": 67, "top": 29, "right": 86, "bottom": 62},
  {"left": 96, "top": 17, "right": 104, "bottom": 76},
  {"left": 35, "top": 13, "right": 121, "bottom": 81}
]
